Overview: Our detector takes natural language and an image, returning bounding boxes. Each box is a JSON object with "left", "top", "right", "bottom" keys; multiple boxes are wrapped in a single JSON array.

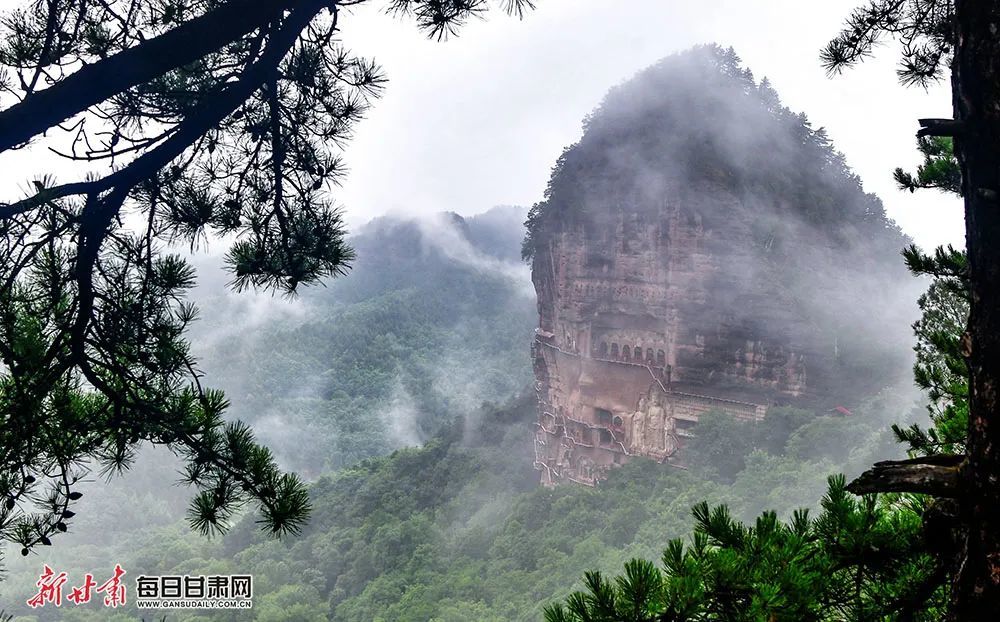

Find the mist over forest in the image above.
[
  {"left": 188, "top": 206, "right": 536, "bottom": 475},
  {"left": 1, "top": 0, "right": 991, "bottom": 619},
  {"left": 1, "top": 122, "right": 931, "bottom": 618}
]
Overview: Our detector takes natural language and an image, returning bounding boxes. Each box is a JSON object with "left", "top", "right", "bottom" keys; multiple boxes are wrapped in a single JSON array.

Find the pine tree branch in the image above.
[
  {"left": 0, "top": 0, "right": 326, "bottom": 223},
  {"left": 13, "top": 0, "right": 327, "bottom": 391},
  {"left": 847, "top": 455, "right": 964, "bottom": 497},
  {"left": 0, "top": 0, "right": 305, "bottom": 152}
]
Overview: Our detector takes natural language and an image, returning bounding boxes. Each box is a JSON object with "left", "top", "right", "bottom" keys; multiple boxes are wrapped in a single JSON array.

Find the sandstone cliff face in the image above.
[{"left": 525, "top": 46, "right": 916, "bottom": 486}]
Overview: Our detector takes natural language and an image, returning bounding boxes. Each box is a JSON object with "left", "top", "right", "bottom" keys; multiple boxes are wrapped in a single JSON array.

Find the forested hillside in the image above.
[
  {"left": 1, "top": 382, "right": 920, "bottom": 621},
  {"left": 2, "top": 0, "right": 994, "bottom": 613},
  {"left": 2, "top": 202, "right": 924, "bottom": 620},
  {"left": 191, "top": 206, "right": 536, "bottom": 474}
]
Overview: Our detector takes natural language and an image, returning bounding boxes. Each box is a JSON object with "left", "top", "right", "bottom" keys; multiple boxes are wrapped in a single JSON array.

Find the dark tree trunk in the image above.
[{"left": 951, "top": 0, "right": 1000, "bottom": 617}]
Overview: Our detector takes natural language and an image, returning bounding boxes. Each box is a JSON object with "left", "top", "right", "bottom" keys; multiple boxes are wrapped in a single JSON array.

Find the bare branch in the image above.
[
  {"left": 847, "top": 455, "right": 964, "bottom": 497},
  {"left": 917, "top": 117, "right": 965, "bottom": 137}
]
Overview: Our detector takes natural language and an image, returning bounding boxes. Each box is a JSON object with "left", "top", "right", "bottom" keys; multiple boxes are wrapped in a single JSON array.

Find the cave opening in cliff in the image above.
[{"left": 599, "top": 429, "right": 614, "bottom": 447}]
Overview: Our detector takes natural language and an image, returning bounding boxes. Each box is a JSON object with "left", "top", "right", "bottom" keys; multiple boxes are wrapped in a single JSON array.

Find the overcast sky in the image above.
[
  {"left": 334, "top": 0, "right": 962, "bottom": 250},
  {"left": 0, "top": 0, "right": 964, "bottom": 251}
]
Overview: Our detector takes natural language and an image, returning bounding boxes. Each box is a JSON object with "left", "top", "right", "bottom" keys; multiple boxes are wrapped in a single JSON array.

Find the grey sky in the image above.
[
  {"left": 336, "top": 0, "right": 962, "bottom": 250},
  {"left": 0, "top": 0, "right": 964, "bottom": 251}
]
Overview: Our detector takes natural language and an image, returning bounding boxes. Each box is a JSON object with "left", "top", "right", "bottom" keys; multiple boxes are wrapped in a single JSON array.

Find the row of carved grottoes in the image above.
[
  {"left": 593, "top": 340, "right": 667, "bottom": 367},
  {"left": 548, "top": 324, "right": 669, "bottom": 368}
]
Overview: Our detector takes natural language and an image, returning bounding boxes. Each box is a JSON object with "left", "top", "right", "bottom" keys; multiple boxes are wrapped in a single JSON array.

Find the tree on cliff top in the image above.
[
  {"left": 522, "top": 45, "right": 906, "bottom": 265},
  {"left": 0, "top": 0, "right": 534, "bottom": 560}
]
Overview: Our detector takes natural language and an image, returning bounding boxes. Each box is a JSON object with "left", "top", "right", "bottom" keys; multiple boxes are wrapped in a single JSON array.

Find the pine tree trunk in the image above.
[{"left": 951, "top": 0, "right": 1000, "bottom": 617}]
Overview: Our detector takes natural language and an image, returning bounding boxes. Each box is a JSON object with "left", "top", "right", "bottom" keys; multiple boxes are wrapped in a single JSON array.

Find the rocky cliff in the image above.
[{"left": 524, "top": 46, "right": 917, "bottom": 486}]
